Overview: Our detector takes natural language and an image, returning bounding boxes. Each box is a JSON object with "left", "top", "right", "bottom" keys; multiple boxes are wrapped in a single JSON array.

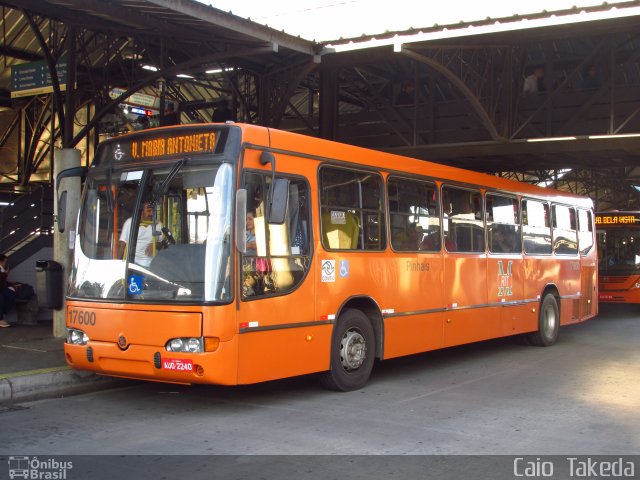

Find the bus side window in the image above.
[
  {"left": 578, "top": 209, "right": 594, "bottom": 255},
  {"left": 523, "top": 199, "right": 552, "bottom": 255},
  {"left": 487, "top": 194, "right": 520, "bottom": 254},
  {"left": 388, "top": 176, "right": 441, "bottom": 252},
  {"left": 319, "top": 166, "right": 385, "bottom": 251},
  {"left": 242, "top": 172, "right": 311, "bottom": 299},
  {"left": 443, "top": 185, "right": 484, "bottom": 253},
  {"left": 552, "top": 204, "right": 578, "bottom": 255}
]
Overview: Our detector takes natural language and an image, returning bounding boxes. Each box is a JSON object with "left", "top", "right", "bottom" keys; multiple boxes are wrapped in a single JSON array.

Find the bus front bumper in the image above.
[{"left": 64, "top": 339, "right": 238, "bottom": 386}]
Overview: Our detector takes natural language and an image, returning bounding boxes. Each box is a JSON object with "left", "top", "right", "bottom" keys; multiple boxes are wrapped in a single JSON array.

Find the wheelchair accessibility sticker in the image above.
[
  {"left": 339, "top": 260, "right": 349, "bottom": 278},
  {"left": 128, "top": 275, "right": 144, "bottom": 295}
]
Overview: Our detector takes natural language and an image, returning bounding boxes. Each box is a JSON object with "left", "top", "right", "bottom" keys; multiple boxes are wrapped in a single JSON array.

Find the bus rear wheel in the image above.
[
  {"left": 526, "top": 294, "right": 560, "bottom": 346},
  {"left": 320, "top": 309, "right": 375, "bottom": 391}
]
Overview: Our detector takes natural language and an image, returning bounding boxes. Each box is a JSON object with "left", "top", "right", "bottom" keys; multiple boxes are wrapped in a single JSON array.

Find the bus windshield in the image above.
[
  {"left": 69, "top": 160, "right": 234, "bottom": 303},
  {"left": 597, "top": 227, "right": 640, "bottom": 273}
]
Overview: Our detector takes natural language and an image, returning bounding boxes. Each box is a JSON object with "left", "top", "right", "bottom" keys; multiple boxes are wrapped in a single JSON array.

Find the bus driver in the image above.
[{"left": 118, "top": 201, "right": 164, "bottom": 267}]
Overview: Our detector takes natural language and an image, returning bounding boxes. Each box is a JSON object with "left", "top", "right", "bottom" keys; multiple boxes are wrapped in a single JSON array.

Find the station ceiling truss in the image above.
[{"left": 1, "top": 0, "right": 640, "bottom": 210}]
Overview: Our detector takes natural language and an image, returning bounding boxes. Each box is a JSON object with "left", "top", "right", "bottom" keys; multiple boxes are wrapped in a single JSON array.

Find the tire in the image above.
[
  {"left": 526, "top": 293, "right": 560, "bottom": 347},
  {"left": 320, "top": 309, "right": 375, "bottom": 391}
]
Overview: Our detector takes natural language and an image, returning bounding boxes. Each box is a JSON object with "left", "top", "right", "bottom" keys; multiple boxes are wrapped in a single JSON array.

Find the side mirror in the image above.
[
  {"left": 55, "top": 166, "right": 87, "bottom": 234},
  {"left": 268, "top": 178, "right": 289, "bottom": 225},
  {"left": 235, "top": 189, "right": 247, "bottom": 253},
  {"left": 57, "top": 191, "right": 67, "bottom": 233}
]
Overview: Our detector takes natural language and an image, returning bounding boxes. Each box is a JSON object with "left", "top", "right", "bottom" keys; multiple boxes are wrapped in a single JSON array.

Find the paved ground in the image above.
[
  {"left": 0, "top": 323, "right": 65, "bottom": 374},
  {"left": 1, "top": 305, "right": 638, "bottom": 458}
]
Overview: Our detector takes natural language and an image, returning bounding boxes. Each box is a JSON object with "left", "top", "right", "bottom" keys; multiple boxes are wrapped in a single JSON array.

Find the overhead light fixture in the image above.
[
  {"left": 142, "top": 64, "right": 159, "bottom": 72},
  {"left": 205, "top": 67, "right": 234, "bottom": 74},
  {"left": 527, "top": 136, "right": 577, "bottom": 142},
  {"left": 589, "top": 133, "right": 640, "bottom": 139}
]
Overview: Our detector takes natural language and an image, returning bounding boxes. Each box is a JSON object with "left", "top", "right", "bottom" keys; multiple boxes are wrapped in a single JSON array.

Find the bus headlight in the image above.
[
  {"left": 66, "top": 328, "right": 89, "bottom": 345},
  {"left": 166, "top": 337, "right": 203, "bottom": 353}
]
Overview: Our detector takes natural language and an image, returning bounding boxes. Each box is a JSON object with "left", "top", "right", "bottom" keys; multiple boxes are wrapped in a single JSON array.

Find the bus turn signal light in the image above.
[{"left": 204, "top": 337, "right": 220, "bottom": 352}]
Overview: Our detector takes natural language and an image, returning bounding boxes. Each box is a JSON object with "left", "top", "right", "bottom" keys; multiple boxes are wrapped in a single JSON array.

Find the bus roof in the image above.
[
  {"left": 106, "top": 122, "right": 594, "bottom": 209},
  {"left": 240, "top": 123, "right": 594, "bottom": 209}
]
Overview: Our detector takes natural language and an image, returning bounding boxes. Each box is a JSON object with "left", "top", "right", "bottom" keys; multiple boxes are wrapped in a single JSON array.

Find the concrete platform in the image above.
[{"left": 0, "top": 323, "right": 123, "bottom": 403}]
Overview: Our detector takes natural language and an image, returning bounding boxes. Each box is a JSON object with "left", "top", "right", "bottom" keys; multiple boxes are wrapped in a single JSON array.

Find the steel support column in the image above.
[{"left": 319, "top": 69, "right": 338, "bottom": 140}]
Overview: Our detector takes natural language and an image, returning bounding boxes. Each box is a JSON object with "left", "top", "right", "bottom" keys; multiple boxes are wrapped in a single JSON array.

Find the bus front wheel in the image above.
[
  {"left": 526, "top": 294, "right": 560, "bottom": 347},
  {"left": 320, "top": 309, "right": 375, "bottom": 391}
]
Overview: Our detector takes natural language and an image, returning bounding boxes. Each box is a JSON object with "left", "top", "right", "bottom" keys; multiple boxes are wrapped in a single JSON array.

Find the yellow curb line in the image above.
[{"left": 0, "top": 366, "right": 70, "bottom": 380}]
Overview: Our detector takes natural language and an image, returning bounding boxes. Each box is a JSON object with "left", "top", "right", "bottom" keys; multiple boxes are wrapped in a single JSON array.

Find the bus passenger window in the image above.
[
  {"left": 487, "top": 194, "right": 521, "bottom": 254},
  {"left": 388, "top": 176, "right": 441, "bottom": 252},
  {"left": 319, "top": 166, "right": 385, "bottom": 251},
  {"left": 442, "top": 186, "right": 484, "bottom": 253},
  {"left": 523, "top": 200, "right": 552, "bottom": 255},
  {"left": 552, "top": 204, "right": 578, "bottom": 255},
  {"left": 242, "top": 172, "right": 311, "bottom": 299},
  {"left": 578, "top": 209, "right": 594, "bottom": 255}
]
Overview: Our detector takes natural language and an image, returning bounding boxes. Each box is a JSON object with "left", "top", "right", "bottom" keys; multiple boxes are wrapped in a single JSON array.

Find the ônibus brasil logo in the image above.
[{"left": 8, "top": 456, "right": 73, "bottom": 479}]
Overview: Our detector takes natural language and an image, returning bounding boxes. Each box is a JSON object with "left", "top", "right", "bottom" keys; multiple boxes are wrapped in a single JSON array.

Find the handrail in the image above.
[{"left": 0, "top": 186, "right": 54, "bottom": 265}]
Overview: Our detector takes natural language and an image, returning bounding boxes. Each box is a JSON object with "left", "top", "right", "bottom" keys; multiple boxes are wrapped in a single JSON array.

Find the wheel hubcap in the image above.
[
  {"left": 543, "top": 305, "right": 557, "bottom": 339},
  {"left": 340, "top": 329, "right": 367, "bottom": 371}
]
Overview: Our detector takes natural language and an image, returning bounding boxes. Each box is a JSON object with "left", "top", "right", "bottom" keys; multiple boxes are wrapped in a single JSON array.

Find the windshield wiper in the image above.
[
  {"left": 153, "top": 159, "right": 186, "bottom": 204},
  {"left": 151, "top": 158, "right": 186, "bottom": 236}
]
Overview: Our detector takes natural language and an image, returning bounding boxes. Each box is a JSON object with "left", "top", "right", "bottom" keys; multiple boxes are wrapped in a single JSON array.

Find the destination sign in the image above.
[
  {"left": 595, "top": 213, "right": 640, "bottom": 226},
  {"left": 130, "top": 132, "right": 217, "bottom": 159},
  {"left": 93, "top": 128, "right": 224, "bottom": 169}
]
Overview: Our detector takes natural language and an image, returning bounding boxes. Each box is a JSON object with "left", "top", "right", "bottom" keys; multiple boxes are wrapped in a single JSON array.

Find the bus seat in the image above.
[{"left": 322, "top": 211, "right": 360, "bottom": 249}]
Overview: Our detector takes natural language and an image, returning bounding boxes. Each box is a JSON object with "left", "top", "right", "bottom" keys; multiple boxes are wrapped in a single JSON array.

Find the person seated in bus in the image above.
[
  {"left": 117, "top": 201, "right": 165, "bottom": 267},
  {"left": 393, "top": 223, "right": 420, "bottom": 251},
  {"left": 445, "top": 193, "right": 475, "bottom": 251},
  {"left": 243, "top": 211, "right": 260, "bottom": 296},
  {"left": 491, "top": 224, "right": 518, "bottom": 254},
  {"left": 245, "top": 212, "right": 257, "bottom": 255},
  {"left": 418, "top": 228, "right": 441, "bottom": 251}
]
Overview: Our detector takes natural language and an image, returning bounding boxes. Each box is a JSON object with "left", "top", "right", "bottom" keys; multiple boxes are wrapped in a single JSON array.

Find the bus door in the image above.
[
  {"left": 552, "top": 205, "right": 581, "bottom": 322},
  {"left": 486, "top": 194, "right": 526, "bottom": 336},
  {"left": 577, "top": 209, "right": 596, "bottom": 317},
  {"left": 236, "top": 168, "right": 321, "bottom": 383},
  {"left": 442, "top": 186, "right": 493, "bottom": 346}
]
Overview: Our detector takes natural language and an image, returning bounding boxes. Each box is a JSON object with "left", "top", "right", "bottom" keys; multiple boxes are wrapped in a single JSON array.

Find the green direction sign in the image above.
[{"left": 10, "top": 58, "right": 68, "bottom": 98}]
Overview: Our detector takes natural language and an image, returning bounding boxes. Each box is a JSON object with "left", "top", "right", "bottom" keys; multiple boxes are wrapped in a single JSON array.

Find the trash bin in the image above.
[{"left": 35, "top": 260, "right": 64, "bottom": 310}]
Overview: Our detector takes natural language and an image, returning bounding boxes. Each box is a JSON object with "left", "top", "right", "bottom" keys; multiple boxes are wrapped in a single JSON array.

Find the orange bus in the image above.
[
  {"left": 64, "top": 123, "right": 597, "bottom": 391},
  {"left": 595, "top": 211, "right": 640, "bottom": 303}
]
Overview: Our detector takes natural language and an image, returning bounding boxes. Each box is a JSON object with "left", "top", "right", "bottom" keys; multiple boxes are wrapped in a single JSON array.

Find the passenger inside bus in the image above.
[
  {"left": 491, "top": 224, "right": 518, "bottom": 254},
  {"left": 444, "top": 189, "right": 484, "bottom": 252},
  {"left": 245, "top": 212, "right": 257, "bottom": 255},
  {"left": 118, "top": 201, "right": 166, "bottom": 267}
]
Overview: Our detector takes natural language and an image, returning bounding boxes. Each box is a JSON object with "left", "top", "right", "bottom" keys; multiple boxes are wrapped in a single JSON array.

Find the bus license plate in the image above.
[{"left": 162, "top": 358, "right": 193, "bottom": 371}]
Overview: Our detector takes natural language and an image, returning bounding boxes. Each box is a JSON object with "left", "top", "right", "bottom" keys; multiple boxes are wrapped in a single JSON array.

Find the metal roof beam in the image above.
[
  {"left": 0, "top": 44, "right": 41, "bottom": 61},
  {"left": 142, "top": 0, "right": 317, "bottom": 56}
]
